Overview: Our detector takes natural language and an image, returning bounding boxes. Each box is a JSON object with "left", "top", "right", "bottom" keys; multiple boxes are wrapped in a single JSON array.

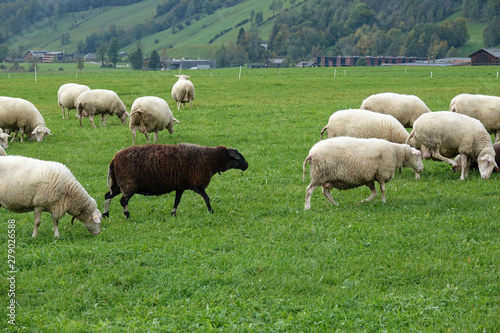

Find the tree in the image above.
[
  {"left": 483, "top": 17, "right": 500, "bottom": 47},
  {"left": 148, "top": 49, "right": 161, "bottom": 69},
  {"left": 237, "top": 27, "right": 246, "bottom": 46},
  {"left": 96, "top": 44, "right": 107, "bottom": 66},
  {"left": 0, "top": 44, "right": 9, "bottom": 63},
  {"left": 60, "top": 33, "right": 71, "bottom": 46},
  {"left": 255, "top": 11, "right": 264, "bottom": 25},
  {"left": 347, "top": 3, "right": 378, "bottom": 31},
  {"left": 129, "top": 42, "right": 143, "bottom": 70},
  {"left": 77, "top": 58, "right": 85, "bottom": 71},
  {"left": 107, "top": 37, "right": 120, "bottom": 68}
]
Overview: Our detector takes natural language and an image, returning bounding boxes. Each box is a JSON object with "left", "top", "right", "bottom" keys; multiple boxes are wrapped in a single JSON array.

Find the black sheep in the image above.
[{"left": 102, "top": 143, "right": 248, "bottom": 217}]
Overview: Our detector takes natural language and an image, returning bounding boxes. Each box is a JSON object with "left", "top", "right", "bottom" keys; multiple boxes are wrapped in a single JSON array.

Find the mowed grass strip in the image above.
[{"left": 0, "top": 66, "right": 499, "bottom": 331}]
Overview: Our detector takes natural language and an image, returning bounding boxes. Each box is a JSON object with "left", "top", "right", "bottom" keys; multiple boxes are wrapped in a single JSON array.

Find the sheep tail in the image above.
[
  {"left": 107, "top": 159, "right": 115, "bottom": 192},
  {"left": 302, "top": 155, "right": 312, "bottom": 182},
  {"left": 129, "top": 109, "right": 144, "bottom": 118},
  {"left": 320, "top": 126, "right": 328, "bottom": 140},
  {"left": 406, "top": 130, "right": 415, "bottom": 145}
]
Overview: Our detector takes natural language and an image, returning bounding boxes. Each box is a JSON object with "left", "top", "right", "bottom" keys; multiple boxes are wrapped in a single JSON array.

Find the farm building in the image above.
[
  {"left": 469, "top": 48, "right": 500, "bottom": 66},
  {"left": 24, "top": 50, "right": 64, "bottom": 63},
  {"left": 24, "top": 50, "right": 47, "bottom": 62},
  {"left": 166, "top": 58, "right": 216, "bottom": 70},
  {"left": 42, "top": 52, "right": 64, "bottom": 63},
  {"left": 295, "top": 61, "right": 317, "bottom": 68},
  {"left": 266, "top": 58, "right": 287, "bottom": 68},
  {"left": 84, "top": 53, "right": 96, "bottom": 62},
  {"left": 316, "top": 55, "right": 421, "bottom": 67}
]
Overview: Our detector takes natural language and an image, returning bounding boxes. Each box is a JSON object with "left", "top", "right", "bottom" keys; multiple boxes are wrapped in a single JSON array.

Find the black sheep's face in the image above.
[{"left": 226, "top": 148, "right": 249, "bottom": 171}]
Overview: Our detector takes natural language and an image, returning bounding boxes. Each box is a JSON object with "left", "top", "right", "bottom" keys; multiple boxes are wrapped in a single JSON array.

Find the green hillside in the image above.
[
  {"left": 438, "top": 10, "right": 487, "bottom": 56},
  {"left": 4, "top": 0, "right": 297, "bottom": 59}
]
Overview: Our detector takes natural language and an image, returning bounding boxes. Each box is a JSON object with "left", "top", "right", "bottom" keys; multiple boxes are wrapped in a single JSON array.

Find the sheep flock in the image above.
[{"left": 1, "top": 73, "right": 500, "bottom": 237}]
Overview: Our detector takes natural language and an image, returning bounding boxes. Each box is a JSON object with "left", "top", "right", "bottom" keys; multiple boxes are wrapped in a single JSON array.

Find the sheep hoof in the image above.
[
  {"left": 171, "top": 211, "right": 177, "bottom": 217},
  {"left": 124, "top": 211, "right": 130, "bottom": 219},
  {"left": 102, "top": 211, "right": 109, "bottom": 218}
]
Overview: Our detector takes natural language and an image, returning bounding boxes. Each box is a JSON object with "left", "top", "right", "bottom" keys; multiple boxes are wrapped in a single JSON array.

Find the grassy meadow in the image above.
[{"left": 0, "top": 65, "right": 499, "bottom": 331}]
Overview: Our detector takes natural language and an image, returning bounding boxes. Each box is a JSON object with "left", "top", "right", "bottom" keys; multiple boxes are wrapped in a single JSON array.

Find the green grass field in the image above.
[{"left": 0, "top": 66, "right": 499, "bottom": 331}]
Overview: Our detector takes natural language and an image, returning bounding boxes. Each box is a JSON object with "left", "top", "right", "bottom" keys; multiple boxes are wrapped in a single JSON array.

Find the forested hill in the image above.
[{"left": 0, "top": 0, "right": 499, "bottom": 66}]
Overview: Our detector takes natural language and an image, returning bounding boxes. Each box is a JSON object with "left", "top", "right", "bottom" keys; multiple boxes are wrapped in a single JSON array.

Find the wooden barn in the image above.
[{"left": 469, "top": 48, "right": 500, "bottom": 66}]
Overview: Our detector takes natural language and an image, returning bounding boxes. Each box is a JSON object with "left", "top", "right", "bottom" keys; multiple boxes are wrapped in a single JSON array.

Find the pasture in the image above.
[{"left": 0, "top": 66, "right": 499, "bottom": 331}]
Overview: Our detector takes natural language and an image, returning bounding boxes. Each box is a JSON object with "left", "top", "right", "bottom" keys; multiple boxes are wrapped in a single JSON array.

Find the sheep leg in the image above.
[
  {"left": 359, "top": 181, "right": 377, "bottom": 203},
  {"left": 171, "top": 190, "right": 184, "bottom": 216},
  {"left": 321, "top": 184, "right": 339, "bottom": 206},
  {"left": 10, "top": 129, "right": 19, "bottom": 142},
  {"left": 379, "top": 181, "right": 387, "bottom": 203},
  {"left": 119, "top": 195, "right": 132, "bottom": 218},
  {"left": 18, "top": 127, "right": 24, "bottom": 143},
  {"left": 89, "top": 115, "right": 97, "bottom": 128},
  {"left": 495, "top": 131, "right": 499, "bottom": 144},
  {"left": 103, "top": 184, "right": 122, "bottom": 218},
  {"left": 304, "top": 184, "right": 318, "bottom": 210},
  {"left": 153, "top": 132, "right": 159, "bottom": 143},
  {"left": 193, "top": 188, "right": 213, "bottom": 214},
  {"left": 144, "top": 132, "right": 151, "bottom": 143},
  {"left": 177, "top": 101, "right": 181, "bottom": 110},
  {"left": 131, "top": 127, "right": 136, "bottom": 145},
  {"left": 460, "top": 154, "right": 469, "bottom": 180},
  {"left": 52, "top": 217, "right": 60, "bottom": 238},
  {"left": 431, "top": 149, "right": 457, "bottom": 167},
  {"left": 62, "top": 106, "right": 66, "bottom": 119},
  {"left": 32, "top": 207, "right": 42, "bottom": 237},
  {"left": 101, "top": 114, "right": 108, "bottom": 126}
]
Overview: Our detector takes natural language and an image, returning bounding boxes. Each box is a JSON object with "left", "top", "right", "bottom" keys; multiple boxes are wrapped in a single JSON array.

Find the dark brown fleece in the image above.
[
  {"left": 103, "top": 143, "right": 248, "bottom": 217},
  {"left": 112, "top": 144, "right": 239, "bottom": 196}
]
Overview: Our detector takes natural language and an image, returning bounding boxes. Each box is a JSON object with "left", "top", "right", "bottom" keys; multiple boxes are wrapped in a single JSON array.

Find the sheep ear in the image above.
[
  {"left": 410, "top": 147, "right": 421, "bottom": 156},
  {"left": 175, "top": 75, "right": 180, "bottom": 78},
  {"left": 227, "top": 148, "right": 242, "bottom": 160},
  {"left": 93, "top": 214, "right": 101, "bottom": 224}
]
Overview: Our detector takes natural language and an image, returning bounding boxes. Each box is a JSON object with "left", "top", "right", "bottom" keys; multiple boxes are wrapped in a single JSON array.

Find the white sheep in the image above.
[
  {"left": 0, "top": 96, "right": 52, "bottom": 143},
  {"left": 129, "top": 96, "right": 180, "bottom": 145},
  {"left": 320, "top": 109, "right": 415, "bottom": 144},
  {"left": 171, "top": 75, "right": 195, "bottom": 110},
  {"left": 76, "top": 89, "right": 129, "bottom": 127},
  {"left": 57, "top": 83, "right": 91, "bottom": 119},
  {"left": 0, "top": 155, "right": 102, "bottom": 237},
  {"left": 407, "top": 111, "right": 498, "bottom": 180},
  {"left": 360, "top": 92, "right": 431, "bottom": 127},
  {"left": 0, "top": 129, "right": 9, "bottom": 149},
  {"left": 302, "top": 137, "right": 423, "bottom": 209},
  {"left": 450, "top": 93, "right": 500, "bottom": 143}
]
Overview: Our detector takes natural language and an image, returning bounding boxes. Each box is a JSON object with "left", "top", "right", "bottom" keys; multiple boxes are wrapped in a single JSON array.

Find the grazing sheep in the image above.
[
  {"left": 0, "top": 156, "right": 102, "bottom": 237},
  {"left": 76, "top": 89, "right": 129, "bottom": 127},
  {"left": 360, "top": 92, "right": 431, "bottom": 127},
  {"left": 450, "top": 93, "right": 500, "bottom": 142},
  {"left": 320, "top": 109, "right": 415, "bottom": 144},
  {"left": 103, "top": 143, "right": 248, "bottom": 218},
  {"left": 0, "top": 96, "right": 52, "bottom": 143},
  {"left": 452, "top": 142, "right": 500, "bottom": 173},
  {"left": 171, "top": 75, "right": 195, "bottom": 110},
  {"left": 407, "top": 111, "right": 498, "bottom": 180},
  {"left": 303, "top": 137, "right": 423, "bottom": 209},
  {"left": 0, "top": 129, "right": 9, "bottom": 149},
  {"left": 57, "top": 83, "right": 91, "bottom": 119},
  {"left": 129, "top": 96, "right": 180, "bottom": 145}
]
